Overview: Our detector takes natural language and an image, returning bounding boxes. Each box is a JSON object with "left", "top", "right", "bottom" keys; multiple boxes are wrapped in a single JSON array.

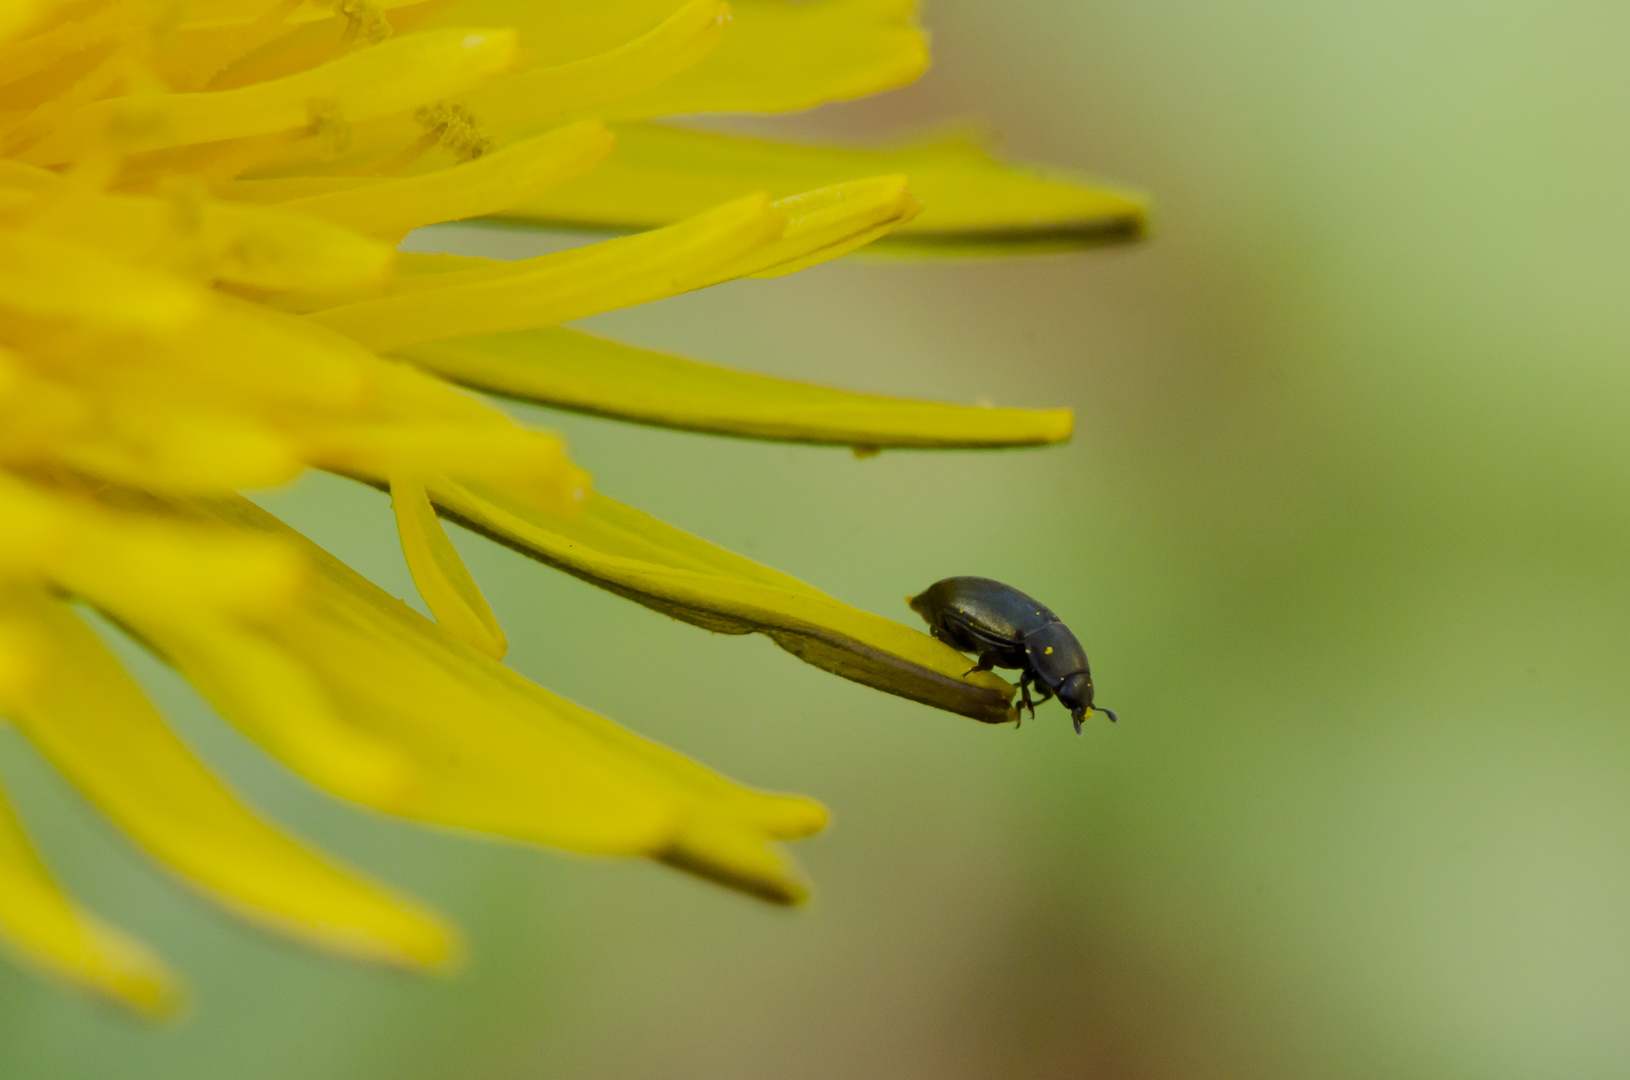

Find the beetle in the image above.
[{"left": 907, "top": 576, "right": 1117, "bottom": 733}]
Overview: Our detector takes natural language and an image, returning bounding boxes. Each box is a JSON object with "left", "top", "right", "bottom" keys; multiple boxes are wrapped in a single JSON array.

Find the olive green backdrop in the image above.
[{"left": 3, "top": 1, "right": 1628, "bottom": 1077}]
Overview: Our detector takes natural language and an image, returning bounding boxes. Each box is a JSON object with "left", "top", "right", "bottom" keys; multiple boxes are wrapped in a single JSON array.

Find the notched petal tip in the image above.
[
  {"left": 659, "top": 830, "right": 814, "bottom": 907},
  {"left": 754, "top": 792, "right": 829, "bottom": 841}
]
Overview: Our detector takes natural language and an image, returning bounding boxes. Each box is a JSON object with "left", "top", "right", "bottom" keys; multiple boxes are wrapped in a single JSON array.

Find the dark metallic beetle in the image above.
[{"left": 908, "top": 576, "right": 1117, "bottom": 733}]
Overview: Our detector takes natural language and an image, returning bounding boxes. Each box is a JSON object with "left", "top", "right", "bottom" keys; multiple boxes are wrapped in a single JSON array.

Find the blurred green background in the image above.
[{"left": 4, "top": 1, "right": 1630, "bottom": 1076}]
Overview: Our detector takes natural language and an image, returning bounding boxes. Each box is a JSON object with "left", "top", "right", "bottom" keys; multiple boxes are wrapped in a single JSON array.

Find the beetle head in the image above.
[{"left": 1057, "top": 672, "right": 1118, "bottom": 734}]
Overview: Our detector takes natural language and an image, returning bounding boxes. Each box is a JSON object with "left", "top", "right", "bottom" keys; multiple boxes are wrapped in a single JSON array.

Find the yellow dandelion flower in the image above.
[{"left": 0, "top": 0, "right": 1145, "bottom": 1018}]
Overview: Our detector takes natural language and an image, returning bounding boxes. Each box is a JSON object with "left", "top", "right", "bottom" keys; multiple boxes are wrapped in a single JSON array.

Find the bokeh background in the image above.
[{"left": 4, "top": 0, "right": 1630, "bottom": 1076}]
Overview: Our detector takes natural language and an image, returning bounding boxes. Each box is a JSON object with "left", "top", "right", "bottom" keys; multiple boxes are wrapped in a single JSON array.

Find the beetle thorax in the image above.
[{"left": 1024, "top": 621, "right": 1090, "bottom": 688}]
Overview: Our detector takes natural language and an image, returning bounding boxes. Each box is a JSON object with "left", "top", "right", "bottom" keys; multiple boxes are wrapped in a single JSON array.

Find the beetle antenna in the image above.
[{"left": 1095, "top": 706, "right": 1119, "bottom": 723}]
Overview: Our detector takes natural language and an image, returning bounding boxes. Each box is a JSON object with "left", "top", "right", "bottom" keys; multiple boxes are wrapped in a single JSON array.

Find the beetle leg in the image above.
[
  {"left": 1017, "top": 670, "right": 1038, "bottom": 719},
  {"left": 962, "top": 650, "right": 999, "bottom": 677}
]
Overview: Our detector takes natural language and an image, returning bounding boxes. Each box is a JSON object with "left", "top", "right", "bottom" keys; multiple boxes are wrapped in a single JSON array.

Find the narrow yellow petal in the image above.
[
  {"left": 0, "top": 228, "right": 204, "bottom": 330},
  {"left": 309, "top": 423, "right": 589, "bottom": 514},
  {"left": 598, "top": 0, "right": 926, "bottom": 118},
  {"left": 157, "top": 295, "right": 375, "bottom": 411},
  {"left": 308, "top": 192, "right": 783, "bottom": 351},
  {"left": 0, "top": 159, "right": 56, "bottom": 189},
  {"left": 169, "top": 493, "right": 827, "bottom": 901},
  {"left": 271, "top": 120, "right": 614, "bottom": 241},
  {"left": 390, "top": 473, "right": 507, "bottom": 659},
  {"left": 0, "top": 618, "right": 41, "bottom": 700},
  {"left": 187, "top": 0, "right": 437, "bottom": 31},
  {"left": 159, "top": 0, "right": 448, "bottom": 92},
  {"left": 47, "top": 500, "right": 303, "bottom": 616},
  {"left": 0, "top": 0, "right": 125, "bottom": 91},
  {"left": 213, "top": 174, "right": 376, "bottom": 203},
  {"left": 748, "top": 213, "right": 914, "bottom": 278},
  {"left": 0, "top": 471, "right": 303, "bottom": 620},
  {"left": 311, "top": 178, "right": 907, "bottom": 350},
  {"left": 507, "top": 123, "right": 1149, "bottom": 251},
  {"left": 3, "top": 587, "right": 457, "bottom": 969},
  {"left": 661, "top": 813, "right": 814, "bottom": 905},
  {"left": 21, "top": 188, "right": 392, "bottom": 293},
  {"left": 194, "top": 199, "right": 393, "bottom": 292},
  {"left": 23, "top": 27, "right": 520, "bottom": 164},
  {"left": 415, "top": 173, "right": 916, "bottom": 287},
  {"left": 464, "top": 0, "right": 729, "bottom": 136},
  {"left": 52, "top": 398, "right": 303, "bottom": 493},
  {"left": 403, "top": 175, "right": 917, "bottom": 285},
  {"left": 709, "top": 173, "right": 920, "bottom": 278},
  {"left": 426, "top": 479, "right": 1019, "bottom": 724},
  {"left": 0, "top": 783, "right": 181, "bottom": 1019},
  {"left": 137, "top": 620, "right": 421, "bottom": 808},
  {"left": 398, "top": 326, "right": 1073, "bottom": 448},
  {"left": 91, "top": 297, "right": 592, "bottom": 510}
]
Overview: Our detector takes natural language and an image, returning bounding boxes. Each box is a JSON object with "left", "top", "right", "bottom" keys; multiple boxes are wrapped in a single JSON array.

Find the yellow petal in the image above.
[
  {"left": 52, "top": 394, "right": 303, "bottom": 493},
  {"left": 413, "top": 0, "right": 696, "bottom": 62},
  {"left": 0, "top": 471, "right": 303, "bottom": 620},
  {"left": 23, "top": 27, "right": 521, "bottom": 164},
  {"left": 390, "top": 472, "right": 508, "bottom": 659},
  {"left": 176, "top": 0, "right": 436, "bottom": 31},
  {"left": 171, "top": 493, "right": 827, "bottom": 902},
  {"left": 0, "top": 0, "right": 128, "bottom": 93},
  {"left": 0, "top": 0, "right": 36, "bottom": 45},
  {"left": 307, "top": 191, "right": 783, "bottom": 351},
  {"left": 202, "top": 201, "right": 394, "bottom": 292},
  {"left": 748, "top": 213, "right": 911, "bottom": 278},
  {"left": 0, "top": 782, "right": 181, "bottom": 1019},
  {"left": 20, "top": 187, "right": 394, "bottom": 293},
  {"left": 312, "top": 177, "right": 912, "bottom": 349},
  {"left": 180, "top": 8, "right": 667, "bottom": 182},
  {"left": 507, "top": 123, "right": 1149, "bottom": 251},
  {"left": 0, "top": 159, "right": 55, "bottom": 190},
  {"left": 597, "top": 0, "right": 926, "bottom": 118},
  {"left": 397, "top": 326, "right": 1073, "bottom": 448},
  {"left": 310, "top": 423, "right": 588, "bottom": 514},
  {"left": 0, "top": 227, "right": 204, "bottom": 331},
  {"left": 154, "top": 296, "right": 374, "bottom": 411},
  {"left": 709, "top": 173, "right": 920, "bottom": 278},
  {"left": 189, "top": 197, "right": 392, "bottom": 291},
  {"left": 93, "top": 297, "right": 592, "bottom": 509},
  {"left": 662, "top": 812, "right": 814, "bottom": 905},
  {"left": 269, "top": 120, "right": 614, "bottom": 241},
  {"left": 463, "top": 0, "right": 729, "bottom": 136},
  {"left": 426, "top": 479, "right": 1019, "bottom": 724},
  {"left": 136, "top": 619, "right": 421, "bottom": 808},
  {"left": 2, "top": 586, "right": 458, "bottom": 969},
  {"left": 0, "top": 617, "right": 41, "bottom": 700},
  {"left": 159, "top": 0, "right": 446, "bottom": 92}
]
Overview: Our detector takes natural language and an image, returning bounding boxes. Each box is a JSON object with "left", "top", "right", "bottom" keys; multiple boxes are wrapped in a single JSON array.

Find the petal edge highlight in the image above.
[
  {"left": 502, "top": 123, "right": 1148, "bottom": 252},
  {"left": 397, "top": 327, "right": 1073, "bottom": 448}
]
